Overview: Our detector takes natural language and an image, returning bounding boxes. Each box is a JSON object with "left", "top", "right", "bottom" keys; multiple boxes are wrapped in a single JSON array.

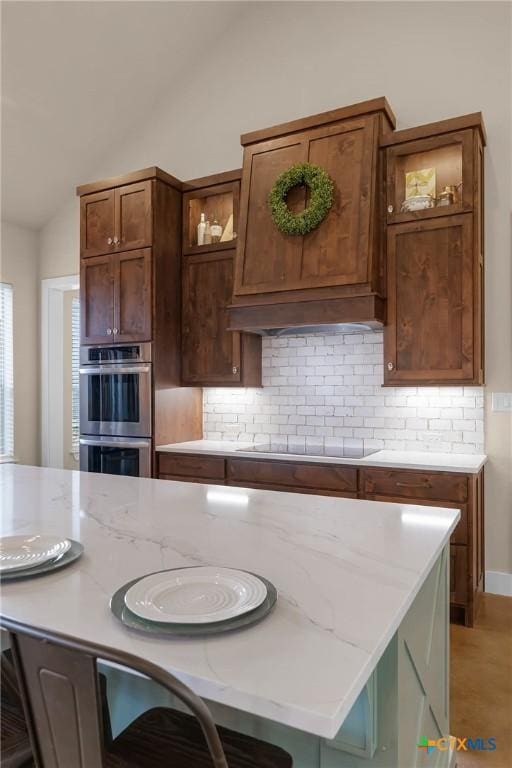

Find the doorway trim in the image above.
[{"left": 41, "top": 274, "right": 79, "bottom": 468}]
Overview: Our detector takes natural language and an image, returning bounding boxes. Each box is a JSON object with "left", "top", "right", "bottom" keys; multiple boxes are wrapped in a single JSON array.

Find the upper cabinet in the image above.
[
  {"left": 181, "top": 171, "right": 261, "bottom": 387},
  {"left": 80, "top": 180, "right": 152, "bottom": 257},
  {"left": 80, "top": 249, "right": 152, "bottom": 345},
  {"left": 116, "top": 181, "right": 152, "bottom": 252},
  {"left": 385, "top": 129, "right": 474, "bottom": 224},
  {"left": 183, "top": 171, "right": 239, "bottom": 255},
  {"left": 382, "top": 115, "right": 485, "bottom": 385},
  {"left": 77, "top": 167, "right": 183, "bottom": 352},
  {"left": 79, "top": 189, "right": 115, "bottom": 258},
  {"left": 230, "top": 98, "right": 396, "bottom": 332}
]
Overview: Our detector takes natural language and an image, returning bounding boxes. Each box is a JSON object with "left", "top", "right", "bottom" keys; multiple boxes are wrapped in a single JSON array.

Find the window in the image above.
[
  {"left": 0, "top": 283, "right": 14, "bottom": 460},
  {"left": 71, "top": 296, "right": 80, "bottom": 458}
]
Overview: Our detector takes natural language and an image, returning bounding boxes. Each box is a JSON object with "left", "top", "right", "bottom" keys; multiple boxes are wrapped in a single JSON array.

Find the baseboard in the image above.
[{"left": 485, "top": 570, "right": 512, "bottom": 597}]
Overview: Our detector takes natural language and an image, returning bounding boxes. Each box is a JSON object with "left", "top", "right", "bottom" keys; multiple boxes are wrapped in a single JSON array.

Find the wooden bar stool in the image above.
[{"left": 1, "top": 617, "right": 293, "bottom": 768}]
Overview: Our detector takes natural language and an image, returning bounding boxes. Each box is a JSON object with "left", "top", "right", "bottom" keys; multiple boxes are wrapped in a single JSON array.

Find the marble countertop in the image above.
[
  {"left": 0, "top": 464, "right": 458, "bottom": 738},
  {"left": 156, "top": 440, "right": 487, "bottom": 474}
]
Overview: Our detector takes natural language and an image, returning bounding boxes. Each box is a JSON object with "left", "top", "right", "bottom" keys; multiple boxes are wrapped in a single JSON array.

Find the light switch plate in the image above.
[{"left": 491, "top": 393, "right": 512, "bottom": 412}]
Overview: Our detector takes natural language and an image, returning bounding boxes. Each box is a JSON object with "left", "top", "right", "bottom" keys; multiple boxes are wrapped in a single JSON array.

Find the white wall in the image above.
[
  {"left": 0, "top": 221, "right": 39, "bottom": 465},
  {"left": 38, "top": 2, "right": 512, "bottom": 572}
]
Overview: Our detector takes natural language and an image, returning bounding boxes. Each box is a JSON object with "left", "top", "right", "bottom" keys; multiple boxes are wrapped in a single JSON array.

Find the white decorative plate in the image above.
[
  {"left": 0, "top": 535, "right": 71, "bottom": 573},
  {"left": 124, "top": 567, "right": 268, "bottom": 624}
]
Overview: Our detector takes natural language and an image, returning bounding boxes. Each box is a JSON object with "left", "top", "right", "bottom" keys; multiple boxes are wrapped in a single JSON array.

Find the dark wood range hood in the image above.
[{"left": 228, "top": 97, "right": 396, "bottom": 334}]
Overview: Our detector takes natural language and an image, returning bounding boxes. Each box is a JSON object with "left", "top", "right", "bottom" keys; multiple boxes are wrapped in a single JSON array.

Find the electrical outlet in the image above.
[{"left": 491, "top": 393, "right": 512, "bottom": 412}]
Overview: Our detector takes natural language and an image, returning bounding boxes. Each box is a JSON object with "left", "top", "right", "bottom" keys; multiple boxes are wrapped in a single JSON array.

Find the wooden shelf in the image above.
[{"left": 183, "top": 182, "right": 238, "bottom": 255}]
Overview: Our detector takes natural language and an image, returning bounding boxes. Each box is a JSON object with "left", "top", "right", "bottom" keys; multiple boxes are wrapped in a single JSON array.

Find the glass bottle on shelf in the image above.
[
  {"left": 197, "top": 212, "right": 206, "bottom": 246},
  {"left": 204, "top": 218, "right": 212, "bottom": 245},
  {"left": 211, "top": 218, "right": 223, "bottom": 243}
]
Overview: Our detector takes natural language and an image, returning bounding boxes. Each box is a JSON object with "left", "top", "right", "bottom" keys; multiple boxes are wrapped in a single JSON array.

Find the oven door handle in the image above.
[
  {"left": 79, "top": 438, "right": 151, "bottom": 449},
  {"left": 79, "top": 366, "right": 151, "bottom": 375}
]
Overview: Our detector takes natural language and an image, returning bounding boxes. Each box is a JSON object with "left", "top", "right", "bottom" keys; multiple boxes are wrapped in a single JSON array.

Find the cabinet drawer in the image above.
[
  {"left": 159, "top": 473, "right": 224, "bottom": 487},
  {"left": 157, "top": 453, "right": 226, "bottom": 482},
  {"left": 361, "top": 468, "right": 468, "bottom": 503},
  {"left": 227, "top": 459, "right": 357, "bottom": 495},
  {"left": 364, "top": 494, "right": 468, "bottom": 545},
  {"left": 450, "top": 544, "right": 468, "bottom": 605}
]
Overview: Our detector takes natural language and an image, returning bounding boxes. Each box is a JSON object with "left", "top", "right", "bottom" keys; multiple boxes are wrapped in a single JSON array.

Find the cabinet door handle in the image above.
[
  {"left": 113, "top": 236, "right": 121, "bottom": 245},
  {"left": 387, "top": 361, "right": 394, "bottom": 371},
  {"left": 107, "top": 237, "right": 113, "bottom": 245},
  {"left": 396, "top": 481, "right": 431, "bottom": 489},
  {"left": 113, "top": 328, "right": 119, "bottom": 335},
  {"left": 232, "top": 366, "right": 239, "bottom": 375},
  {"left": 106, "top": 328, "right": 112, "bottom": 335}
]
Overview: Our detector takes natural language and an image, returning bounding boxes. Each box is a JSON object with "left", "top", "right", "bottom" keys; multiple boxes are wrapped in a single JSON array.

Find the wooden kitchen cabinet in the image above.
[
  {"left": 361, "top": 466, "right": 468, "bottom": 503},
  {"left": 183, "top": 171, "right": 240, "bottom": 255},
  {"left": 450, "top": 545, "right": 468, "bottom": 607},
  {"left": 80, "top": 254, "right": 115, "bottom": 344},
  {"left": 382, "top": 116, "right": 485, "bottom": 386},
  {"left": 80, "top": 189, "right": 115, "bottom": 258},
  {"left": 181, "top": 171, "right": 261, "bottom": 387},
  {"left": 385, "top": 129, "right": 474, "bottom": 224},
  {"left": 182, "top": 251, "right": 261, "bottom": 386},
  {"left": 80, "top": 248, "right": 152, "bottom": 344},
  {"left": 227, "top": 458, "right": 358, "bottom": 497},
  {"left": 385, "top": 214, "right": 477, "bottom": 384},
  {"left": 158, "top": 453, "right": 226, "bottom": 484},
  {"left": 115, "top": 181, "right": 152, "bottom": 252},
  {"left": 229, "top": 98, "right": 395, "bottom": 331},
  {"left": 80, "top": 177, "right": 153, "bottom": 258},
  {"left": 115, "top": 249, "right": 152, "bottom": 342}
]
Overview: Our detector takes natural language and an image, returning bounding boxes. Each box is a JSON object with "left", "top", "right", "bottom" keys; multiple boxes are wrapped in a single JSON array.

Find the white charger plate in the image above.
[
  {"left": 124, "top": 567, "right": 268, "bottom": 624},
  {"left": 0, "top": 535, "right": 71, "bottom": 573}
]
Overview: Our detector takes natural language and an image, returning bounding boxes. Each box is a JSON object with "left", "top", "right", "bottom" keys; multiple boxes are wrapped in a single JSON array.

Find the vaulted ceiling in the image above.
[{"left": 1, "top": 1, "right": 245, "bottom": 229}]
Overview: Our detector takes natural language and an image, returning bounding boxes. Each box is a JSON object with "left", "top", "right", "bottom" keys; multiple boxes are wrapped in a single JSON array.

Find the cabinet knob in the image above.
[
  {"left": 232, "top": 366, "right": 239, "bottom": 375},
  {"left": 113, "top": 236, "right": 120, "bottom": 245},
  {"left": 387, "top": 361, "right": 394, "bottom": 371},
  {"left": 107, "top": 237, "right": 113, "bottom": 245},
  {"left": 387, "top": 205, "right": 394, "bottom": 214},
  {"left": 106, "top": 328, "right": 112, "bottom": 335},
  {"left": 113, "top": 328, "right": 118, "bottom": 335}
]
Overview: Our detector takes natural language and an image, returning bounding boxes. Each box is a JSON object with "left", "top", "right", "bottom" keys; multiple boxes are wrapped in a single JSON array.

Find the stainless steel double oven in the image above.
[{"left": 79, "top": 343, "right": 152, "bottom": 477}]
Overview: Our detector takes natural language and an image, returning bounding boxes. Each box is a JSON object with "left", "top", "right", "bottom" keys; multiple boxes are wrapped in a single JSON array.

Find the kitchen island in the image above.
[{"left": 0, "top": 464, "right": 459, "bottom": 767}]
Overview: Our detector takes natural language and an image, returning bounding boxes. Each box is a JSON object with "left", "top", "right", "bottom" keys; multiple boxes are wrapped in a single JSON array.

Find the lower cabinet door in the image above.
[{"left": 450, "top": 544, "right": 468, "bottom": 605}]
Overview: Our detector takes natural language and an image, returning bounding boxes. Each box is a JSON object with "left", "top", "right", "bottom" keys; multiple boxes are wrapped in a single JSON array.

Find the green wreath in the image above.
[{"left": 268, "top": 162, "right": 334, "bottom": 236}]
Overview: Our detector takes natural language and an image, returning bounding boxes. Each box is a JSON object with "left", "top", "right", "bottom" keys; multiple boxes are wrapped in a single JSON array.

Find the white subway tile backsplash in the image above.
[{"left": 203, "top": 330, "right": 485, "bottom": 454}]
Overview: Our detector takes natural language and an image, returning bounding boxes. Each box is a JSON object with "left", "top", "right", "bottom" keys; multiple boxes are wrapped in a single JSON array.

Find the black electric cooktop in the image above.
[{"left": 238, "top": 444, "right": 377, "bottom": 460}]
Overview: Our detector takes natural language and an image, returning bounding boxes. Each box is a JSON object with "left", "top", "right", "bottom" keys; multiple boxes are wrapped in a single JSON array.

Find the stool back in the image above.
[{"left": 1, "top": 616, "right": 229, "bottom": 768}]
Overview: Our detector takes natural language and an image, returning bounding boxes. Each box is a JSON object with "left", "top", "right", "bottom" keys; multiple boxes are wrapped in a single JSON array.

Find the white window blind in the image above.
[
  {"left": 71, "top": 296, "right": 80, "bottom": 458},
  {"left": 0, "top": 283, "right": 14, "bottom": 460}
]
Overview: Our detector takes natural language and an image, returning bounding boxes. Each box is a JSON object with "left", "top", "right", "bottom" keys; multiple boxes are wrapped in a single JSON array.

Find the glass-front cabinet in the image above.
[{"left": 386, "top": 130, "right": 474, "bottom": 223}]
